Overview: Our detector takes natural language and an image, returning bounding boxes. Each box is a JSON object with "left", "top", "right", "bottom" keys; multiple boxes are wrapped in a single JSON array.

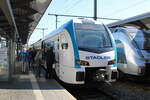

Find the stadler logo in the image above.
[{"left": 85, "top": 56, "right": 111, "bottom": 60}]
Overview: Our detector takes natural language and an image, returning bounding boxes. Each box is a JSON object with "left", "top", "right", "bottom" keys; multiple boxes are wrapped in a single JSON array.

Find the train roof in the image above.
[
  {"left": 43, "top": 20, "right": 73, "bottom": 41},
  {"left": 31, "top": 39, "right": 42, "bottom": 46},
  {"left": 43, "top": 19, "right": 103, "bottom": 41},
  {"left": 108, "top": 12, "right": 150, "bottom": 30}
]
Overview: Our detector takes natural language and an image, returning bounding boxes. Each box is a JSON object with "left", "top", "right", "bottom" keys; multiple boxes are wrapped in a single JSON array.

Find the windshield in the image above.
[
  {"left": 75, "top": 23, "right": 112, "bottom": 53},
  {"left": 125, "top": 28, "right": 150, "bottom": 50}
]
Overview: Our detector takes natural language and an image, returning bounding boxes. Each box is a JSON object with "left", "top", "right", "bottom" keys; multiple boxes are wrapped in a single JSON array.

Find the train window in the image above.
[
  {"left": 117, "top": 28, "right": 126, "bottom": 33},
  {"left": 51, "top": 41, "right": 55, "bottom": 47},
  {"left": 60, "top": 35, "right": 68, "bottom": 50},
  {"left": 75, "top": 29, "right": 112, "bottom": 49},
  {"left": 114, "top": 29, "right": 118, "bottom": 32},
  {"left": 53, "top": 41, "right": 56, "bottom": 50},
  {"left": 61, "top": 43, "right": 68, "bottom": 49},
  {"left": 47, "top": 41, "right": 55, "bottom": 48}
]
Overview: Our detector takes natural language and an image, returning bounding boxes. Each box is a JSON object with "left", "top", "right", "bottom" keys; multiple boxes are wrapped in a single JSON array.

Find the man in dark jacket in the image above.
[
  {"left": 28, "top": 48, "right": 33, "bottom": 69},
  {"left": 34, "top": 49, "right": 44, "bottom": 77},
  {"left": 45, "top": 47, "right": 55, "bottom": 79}
]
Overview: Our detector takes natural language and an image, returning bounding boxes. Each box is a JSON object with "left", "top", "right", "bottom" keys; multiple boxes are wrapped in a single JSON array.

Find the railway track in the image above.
[
  {"left": 60, "top": 82, "right": 119, "bottom": 100},
  {"left": 111, "top": 80, "right": 150, "bottom": 100},
  {"left": 54, "top": 70, "right": 150, "bottom": 100},
  {"left": 68, "top": 87, "right": 118, "bottom": 100},
  {"left": 113, "top": 79, "right": 150, "bottom": 91}
]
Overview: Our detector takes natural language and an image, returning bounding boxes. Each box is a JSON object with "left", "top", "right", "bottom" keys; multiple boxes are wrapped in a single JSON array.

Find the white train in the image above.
[
  {"left": 112, "top": 27, "right": 150, "bottom": 78},
  {"left": 33, "top": 19, "right": 118, "bottom": 84}
]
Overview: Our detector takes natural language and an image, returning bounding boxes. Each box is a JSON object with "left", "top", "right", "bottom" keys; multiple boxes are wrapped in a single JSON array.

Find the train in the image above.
[
  {"left": 32, "top": 19, "right": 118, "bottom": 84},
  {"left": 112, "top": 26, "right": 150, "bottom": 79}
]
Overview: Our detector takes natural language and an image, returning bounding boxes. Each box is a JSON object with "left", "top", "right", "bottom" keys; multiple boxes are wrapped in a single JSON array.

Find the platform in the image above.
[{"left": 0, "top": 63, "right": 76, "bottom": 100}]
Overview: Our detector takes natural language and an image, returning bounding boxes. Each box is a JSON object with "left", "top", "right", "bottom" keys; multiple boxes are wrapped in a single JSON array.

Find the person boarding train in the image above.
[{"left": 45, "top": 46, "right": 55, "bottom": 79}]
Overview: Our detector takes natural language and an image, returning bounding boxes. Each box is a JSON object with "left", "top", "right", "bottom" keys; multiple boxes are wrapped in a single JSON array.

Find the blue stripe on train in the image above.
[
  {"left": 65, "top": 20, "right": 81, "bottom": 68},
  {"left": 105, "top": 26, "right": 117, "bottom": 67},
  {"left": 115, "top": 40, "right": 127, "bottom": 64}
]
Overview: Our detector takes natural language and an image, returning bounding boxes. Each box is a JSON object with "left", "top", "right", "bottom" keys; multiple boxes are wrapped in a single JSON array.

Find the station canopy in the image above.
[
  {"left": 0, "top": 0, "right": 52, "bottom": 44},
  {"left": 108, "top": 12, "right": 150, "bottom": 30}
]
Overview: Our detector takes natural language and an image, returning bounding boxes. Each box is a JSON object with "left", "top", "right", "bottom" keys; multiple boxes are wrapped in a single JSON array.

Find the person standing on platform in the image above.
[
  {"left": 34, "top": 49, "right": 44, "bottom": 77},
  {"left": 19, "top": 48, "right": 29, "bottom": 73},
  {"left": 28, "top": 48, "right": 33, "bottom": 69},
  {"left": 45, "top": 46, "right": 55, "bottom": 79},
  {"left": 32, "top": 48, "right": 37, "bottom": 68}
]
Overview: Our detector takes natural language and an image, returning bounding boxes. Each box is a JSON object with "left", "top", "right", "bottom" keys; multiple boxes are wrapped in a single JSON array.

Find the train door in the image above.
[
  {"left": 115, "top": 40, "right": 127, "bottom": 72},
  {"left": 54, "top": 38, "right": 60, "bottom": 77},
  {"left": 113, "top": 31, "right": 127, "bottom": 73},
  {"left": 59, "top": 33, "right": 68, "bottom": 79}
]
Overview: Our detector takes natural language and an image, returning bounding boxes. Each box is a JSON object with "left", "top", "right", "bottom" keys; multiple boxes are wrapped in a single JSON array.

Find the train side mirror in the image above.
[{"left": 61, "top": 43, "right": 68, "bottom": 50}]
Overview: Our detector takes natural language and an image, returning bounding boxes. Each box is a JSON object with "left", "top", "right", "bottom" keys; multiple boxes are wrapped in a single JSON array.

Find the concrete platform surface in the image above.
[{"left": 0, "top": 71, "right": 76, "bottom": 100}]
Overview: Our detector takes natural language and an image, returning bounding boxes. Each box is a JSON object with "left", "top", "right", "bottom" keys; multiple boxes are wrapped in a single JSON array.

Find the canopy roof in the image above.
[{"left": 0, "top": 0, "right": 52, "bottom": 44}]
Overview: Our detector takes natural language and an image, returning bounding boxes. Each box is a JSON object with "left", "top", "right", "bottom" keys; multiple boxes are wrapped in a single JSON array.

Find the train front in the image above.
[
  {"left": 130, "top": 29, "right": 150, "bottom": 78},
  {"left": 74, "top": 19, "right": 118, "bottom": 83}
]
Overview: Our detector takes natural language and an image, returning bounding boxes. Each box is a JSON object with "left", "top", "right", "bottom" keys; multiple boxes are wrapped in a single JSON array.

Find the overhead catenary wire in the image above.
[
  {"left": 48, "top": 13, "right": 121, "bottom": 20},
  {"left": 64, "top": 0, "right": 84, "bottom": 13},
  {"left": 105, "top": 0, "right": 149, "bottom": 17},
  {"left": 56, "top": 0, "right": 76, "bottom": 14},
  {"left": 48, "top": 13, "right": 121, "bottom": 29}
]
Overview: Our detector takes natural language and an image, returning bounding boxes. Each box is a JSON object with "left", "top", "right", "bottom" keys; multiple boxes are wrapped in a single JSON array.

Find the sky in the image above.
[{"left": 28, "top": 0, "right": 150, "bottom": 45}]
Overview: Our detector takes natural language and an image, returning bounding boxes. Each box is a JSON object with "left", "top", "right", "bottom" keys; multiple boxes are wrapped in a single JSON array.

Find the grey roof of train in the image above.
[{"left": 108, "top": 12, "right": 150, "bottom": 30}]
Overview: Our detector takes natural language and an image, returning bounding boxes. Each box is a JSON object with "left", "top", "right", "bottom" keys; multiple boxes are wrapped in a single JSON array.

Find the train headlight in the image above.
[
  {"left": 76, "top": 60, "right": 90, "bottom": 66},
  {"left": 108, "top": 59, "right": 115, "bottom": 65}
]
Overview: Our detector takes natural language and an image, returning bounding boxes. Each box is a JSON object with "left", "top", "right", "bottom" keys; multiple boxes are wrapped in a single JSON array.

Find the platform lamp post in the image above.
[{"left": 36, "top": 28, "right": 48, "bottom": 38}]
